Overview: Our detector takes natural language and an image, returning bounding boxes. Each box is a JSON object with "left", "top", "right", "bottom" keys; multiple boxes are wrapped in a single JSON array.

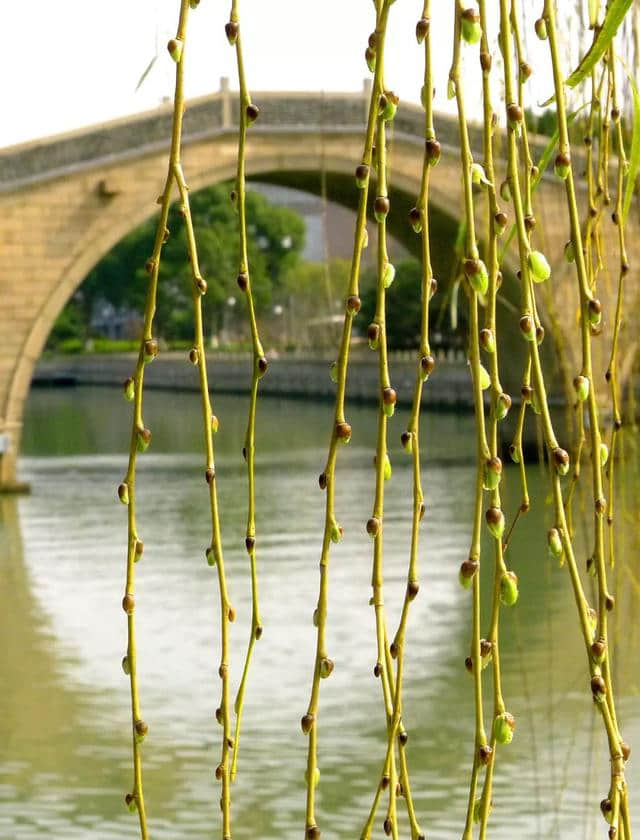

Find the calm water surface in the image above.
[{"left": 1, "top": 386, "right": 638, "bottom": 839}]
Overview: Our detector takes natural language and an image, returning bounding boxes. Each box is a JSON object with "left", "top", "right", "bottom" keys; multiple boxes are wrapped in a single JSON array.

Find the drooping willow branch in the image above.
[
  {"left": 119, "top": 3, "right": 238, "bottom": 838},
  {"left": 301, "top": 3, "right": 395, "bottom": 837},
  {"left": 541, "top": 3, "right": 632, "bottom": 836},
  {"left": 224, "top": 0, "right": 268, "bottom": 784}
]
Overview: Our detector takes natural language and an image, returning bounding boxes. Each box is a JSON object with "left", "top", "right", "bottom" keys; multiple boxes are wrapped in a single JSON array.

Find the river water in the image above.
[{"left": 1, "top": 386, "right": 638, "bottom": 839}]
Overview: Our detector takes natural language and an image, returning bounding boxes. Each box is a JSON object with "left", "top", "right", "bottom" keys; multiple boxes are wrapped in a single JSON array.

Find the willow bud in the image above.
[
  {"left": 479, "top": 328, "right": 495, "bottom": 354},
  {"left": 479, "top": 364, "right": 491, "bottom": 391},
  {"left": 500, "top": 179, "right": 511, "bottom": 202},
  {"left": 374, "top": 196, "right": 390, "bottom": 222},
  {"left": 463, "top": 258, "right": 489, "bottom": 295},
  {"left": 485, "top": 506, "right": 505, "bottom": 539},
  {"left": 319, "top": 658, "right": 334, "bottom": 679},
  {"left": 167, "top": 39, "right": 183, "bottom": 63},
  {"left": 588, "top": 298, "right": 602, "bottom": 327},
  {"left": 461, "top": 8, "right": 482, "bottom": 44},
  {"left": 136, "top": 427, "right": 151, "bottom": 453},
  {"left": 330, "top": 521, "right": 343, "bottom": 544},
  {"left": 509, "top": 443, "right": 520, "bottom": 464},
  {"left": 367, "top": 323, "right": 380, "bottom": 350},
  {"left": 383, "top": 262, "right": 396, "bottom": 288},
  {"left": 470, "top": 162, "right": 490, "bottom": 188},
  {"left": 123, "top": 377, "right": 135, "bottom": 401},
  {"left": 459, "top": 558, "right": 478, "bottom": 589},
  {"left": 528, "top": 250, "right": 551, "bottom": 283},
  {"left": 355, "top": 163, "right": 369, "bottom": 189},
  {"left": 118, "top": 482, "right": 130, "bottom": 505},
  {"left": 366, "top": 517, "right": 381, "bottom": 538},
  {"left": 246, "top": 103, "right": 260, "bottom": 123},
  {"left": 573, "top": 375, "right": 589, "bottom": 402},
  {"left": 500, "top": 570, "right": 519, "bottom": 606},
  {"left": 591, "top": 674, "right": 607, "bottom": 701},
  {"left": 401, "top": 431, "right": 413, "bottom": 453},
  {"left": 409, "top": 206, "right": 422, "bottom": 233},
  {"left": 554, "top": 152, "right": 571, "bottom": 180},
  {"left": 301, "top": 713, "right": 315, "bottom": 734},
  {"left": 416, "top": 17, "right": 430, "bottom": 43},
  {"left": 547, "top": 527, "right": 563, "bottom": 558},
  {"left": 143, "top": 339, "right": 158, "bottom": 363},
  {"left": 125, "top": 793, "right": 137, "bottom": 813},
  {"left": 483, "top": 457, "right": 502, "bottom": 491},
  {"left": 365, "top": 47, "right": 376, "bottom": 73},
  {"left": 496, "top": 392, "right": 512, "bottom": 421},
  {"left": 380, "top": 91, "right": 399, "bottom": 122},
  {"left": 535, "top": 17, "right": 548, "bottom": 39},
  {"left": 382, "top": 387, "right": 397, "bottom": 417},
  {"left": 553, "top": 447, "right": 570, "bottom": 476},
  {"left": 329, "top": 362, "right": 338, "bottom": 384},
  {"left": 122, "top": 655, "right": 131, "bottom": 675},
  {"left": 425, "top": 138, "right": 441, "bottom": 166},
  {"left": 600, "top": 442, "right": 609, "bottom": 466},
  {"left": 420, "top": 354, "right": 435, "bottom": 381},
  {"left": 493, "top": 711, "right": 516, "bottom": 745},
  {"left": 134, "top": 719, "right": 149, "bottom": 742},
  {"left": 225, "top": 21, "right": 239, "bottom": 45},
  {"left": 304, "top": 767, "right": 321, "bottom": 788},
  {"left": 383, "top": 453, "right": 392, "bottom": 481},
  {"left": 335, "top": 421, "right": 351, "bottom": 444},
  {"left": 519, "top": 314, "right": 536, "bottom": 341},
  {"left": 564, "top": 240, "right": 576, "bottom": 263},
  {"left": 494, "top": 211, "right": 508, "bottom": 235}
]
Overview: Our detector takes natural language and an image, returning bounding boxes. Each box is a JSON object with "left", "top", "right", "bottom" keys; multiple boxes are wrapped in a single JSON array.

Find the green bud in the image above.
[
  {"left": 420, "top": 84, "right": 428, "bottom": 109},
  {"left": 125, "top": 793, "right": 137, "bottom": 813},
  {"left": 206, "top": 546, "right": 216, "bottom": 566},
  {"left": 500, "top": 570, "right": 519, "bottom": 606},
  {"left": 464, "top": 258, "right": 489, "bottom": 295},
  {"left": 122, "top": 655, "right": 131, "bottom": 675},
  {"left": 600, "top": 442, "right": 609, "bottom": 466},
  {"left": 447, "top": 78, "right": 456, "bottom": 100},
  {"left": 383, "top": 453, "right": 392, "bottom": 481},
  {"left": 329, "top": 362, "right": 338, "bottom": 383},
  {"left": 493, "top": 712, "right": 515, "bottom": 745},
  {"left": 365, "top": 47, "right": 376, "bottom": 74},
  {"left": 499, "top": 179, "right": 511, "bottom": 202},
  {"left": 383, "top": 402, "right": 395, "bottom": 418},
  {"left": 554, "top": 152, "right": 570, "bottom": 179},
  {"left": 531, "top": 389, "right": 541, "bottom": 415},
  {"left": 136, "top": 427, "right": 151, "bottom": 453},
  {"left": 305, "top": 767, "right": 321, "bottom": 788},
  {"left": 211, "top": 414, "right": 219, "bottom": 434},
  {"left": 461, "top": 9, "right": 482, "bottom": 44},
  {"left": 479, "top": 328, "right": 495, "bottom": 353},
  {"left": 458, "top": 559, "right": 478, "bottom": 589},
  {"left": 167, "top": 38, "right": 184, "bottom": 63},
  {"left": 528, "top": 250, "right": 551, "bottom": 283},
  {"left": 564, "top": 240, "right": 576, "bottom": 263},
  {"left": 118, "top": 482, "right": 130, "bottom": 505},
  {"left": 470, "top": 162, "right": 491, "bottom": 188},
  {"left": 485, "top": 506, "right": 505, "bottom": 539},
  {"left": 573, "top": 375, "right": 589, "bottom": 402},
  {"left": 483, "top": 457, "right": 502, "bottom": 491},
  {"left": 312, "top": 608, "right": 319, "bottom": 627},
  {"left": 361, "top": 228, "right": 369, "bottom": 249},
  {"left": 123, "top": 377, "right": 135, "bottom": 402},
  {"left": 535, "top": 17, "right": 548, "bottom": 40},
  {"left": 496, "top": 392, "right": 512, "bottom": 421},
  {"left": 479, "top": 364, "right": 491, "bottom": 391},
  {"left": 189, "top": 0, "right": 200, "bottom": 8},
  {"left": 330, "top": 521, "right": 343, "bottom": 543},
  {"left": 380, "top": 91, "right": 399, "bottom": 121},
  {"left": 509, "top": 443, "right": 520, "bottom": 464},
  {"left": 383, "top": 262, "right": 396, "bottom": 288},
  {"left": 588, "top": 298, "right": 602, "bottom": 327},
  {"left": 319, "top": 657, "right": 334, "bottom": 679},
  {"left": 547, "top": 527, "right": 563, "bottom": 558}
]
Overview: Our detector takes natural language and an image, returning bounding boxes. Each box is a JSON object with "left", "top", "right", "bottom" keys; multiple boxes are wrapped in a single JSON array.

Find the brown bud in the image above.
[
  {"left": 621, "top": 741, "right": 631, "bottom": 761},
  {"left": 144, "top": 258, "right": 156, "bottom": 275},
  {"left": 399, "top": 730, "right": 409, "bottom": 746},
  {"left": 480, "top": 52, "right": 491, "bottom": 72},
  {"left": 605, "top": 594, "right": 615, "bottom": 611},
  {"left": 306, "top": 828, "right": 321, "bottom": 840},
  {"left": 524, "top": 214, "right": 536, "bottom": 232},
  {"left": 366, "top": 517, "right": 381, "bottom": 537},
  {"left": 355, "top": 163, "right": 369, "bottom": 186},
  {"left": 381, "top": 774, "right": 390, "bottom": 790},
  {"left": 335, "top": 421, "right": 352, "bottom": 441},
  {"left": 520, "top": 61, "right": 532, "bottom": 80},
  {"left": 480, "top": 638, "right": 493, "bottom": 658},
  {"left": 245, "top": 536, "right": 255, "bottom": 552},
  {"left": 134, "top": 719, "right": 149, "bottom": 738},
  {"left": 421, "top": 355, "right": 435, "bottom": 376},
  {"left": 215, "top": 706, "right": 223, "bottom": 724},
  {"left": 382, "top": 387, "right": 397, "bottom": 406},
  {"left": 595, "top": 497, "right": 607, "bottom": 515},
  {"left": 346, "top": 295, "right": 361, "bottom": 314},
  {"left": 374, "top": 195, "right": 390, "bottom": 220},
  {"left": 257, "top": 356, "right": 268, "bottom": 375},
  {"left": 407, "top": 580, "right": 419, "bottom": 601},
  {"left": 465, "top": 656, "right": 474, "bottom": 673},
  {"left": 189, "top": 347, "right": 199, "bottom": 365},
  {"left": 236, "top": 272, "right": 248, "bottom": 291},
  {"left": 591, "top": 638, "right": 606, "bottom": 661},
  {"left": 219, "top": 663, "right": 228, "bottom": 678},
  {"left": 215, "top": 763, "right": 224, "bottom": 780},
  {"left": 246, "top": 103, "right": 260, "bottom": 123},
  {"left": 390, "top": 641, "right": 398, "bottom": 659},
  {"left": 205, "top": 467, "right": 215, "bottom": 484},
  {"left": 374, "top": 662, "right": 382, "bottom": 678},
  {"left": 122, "top": 594, "right": 135, "bottom": 614},
  {"left": 301, "top": 713, "right": 315, "bottom": 734},
  {"left": 507, "top": 102, "right": 523, "bottom": 124},
  {"left": 425, "top": 137, "right": 441, "bottom": 164},
  {"left": 318, "top": 472, "right": 327, "bottom": 490},
  {"left": 225, "top": 20, "right": 239, "bottom": 44},
  {"left": 255, "top": 624, "right": 263, "bottom": 640},
  {"left": 591, "top": 674, "right": 607, "bottom": 697},
  {"left": 144, "top": 338, "right": 158, "bottom": 361},
  {"left": 416, "top": 17, "right": 430, "bottom": 42},
  {"left": 478, "top": 744, "right": 493, "bottom": 765},
  {"left": 383, "top": 818, "right": 393, "bottom": 836},
  {"left": 367, "top": 323, "right": 380, "bottom": 345},
  {"left": 460, "top": 558, "right": 479, "bottom": 579},
  {"left": 368, "top": 32, "right": 378, "bottom": 49},
  {"left": 521, "top": 385, "right": 533, "bottom": 401}
]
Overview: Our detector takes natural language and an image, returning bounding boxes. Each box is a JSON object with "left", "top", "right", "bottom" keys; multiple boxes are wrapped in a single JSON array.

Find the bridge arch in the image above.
[{"left": 0, "top": 87, "right": 635, "bottom": 488}]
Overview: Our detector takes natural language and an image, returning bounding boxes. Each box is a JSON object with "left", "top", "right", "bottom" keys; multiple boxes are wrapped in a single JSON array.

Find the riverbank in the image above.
[{"left": 33, "top": 351, "right": 475, "bottom": 409}]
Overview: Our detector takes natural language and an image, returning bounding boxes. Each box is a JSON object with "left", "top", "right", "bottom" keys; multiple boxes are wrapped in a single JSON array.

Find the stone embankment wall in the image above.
[{"left": 33, "top": 352, "right": 474, "bottom": 409}]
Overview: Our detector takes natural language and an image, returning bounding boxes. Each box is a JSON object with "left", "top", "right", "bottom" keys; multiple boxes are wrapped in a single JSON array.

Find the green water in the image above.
[{"left": 1, "top": 386, "right": 638, "bottom": 839}]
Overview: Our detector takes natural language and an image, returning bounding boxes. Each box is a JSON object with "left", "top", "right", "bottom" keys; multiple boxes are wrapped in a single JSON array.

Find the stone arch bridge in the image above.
[{"left": 0, "top": 81, "right": 637, "bottom": 489}]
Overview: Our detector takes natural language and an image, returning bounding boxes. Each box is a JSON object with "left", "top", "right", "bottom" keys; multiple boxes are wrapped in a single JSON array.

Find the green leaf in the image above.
[
  {"left": 135, "top": 55, "right": 158, "bottom": 93},
  {"left": 622, "top": 67, "right": 640, "bottom": 224},
  {"left": 565, "top": 0, "right": 633, "bottom": 88}
]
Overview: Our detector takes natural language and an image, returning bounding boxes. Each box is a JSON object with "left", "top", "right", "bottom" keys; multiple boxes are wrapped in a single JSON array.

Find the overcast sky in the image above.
[{"left": 1, "top": 2, "right": 575, "bottom": 150}]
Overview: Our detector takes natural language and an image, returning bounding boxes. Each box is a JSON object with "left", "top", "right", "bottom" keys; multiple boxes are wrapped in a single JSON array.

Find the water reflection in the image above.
[{"left": 1, "top": 387, "right": 637, "bottom": 838}]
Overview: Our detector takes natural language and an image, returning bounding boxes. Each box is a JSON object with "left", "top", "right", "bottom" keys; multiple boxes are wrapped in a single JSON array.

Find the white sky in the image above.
[{"left": 1, "top": 2, "right": 571, "bottom": 150}]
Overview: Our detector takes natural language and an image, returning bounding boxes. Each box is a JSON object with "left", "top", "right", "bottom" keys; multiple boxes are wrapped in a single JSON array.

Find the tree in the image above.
[{"left": 49, "top": 183, "right": 306, "bottom": 346}]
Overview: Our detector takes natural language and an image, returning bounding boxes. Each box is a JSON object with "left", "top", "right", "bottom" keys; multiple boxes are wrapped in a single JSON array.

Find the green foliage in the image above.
[{"left": 49, "top": 184, "right": 305, "bottom": 346}]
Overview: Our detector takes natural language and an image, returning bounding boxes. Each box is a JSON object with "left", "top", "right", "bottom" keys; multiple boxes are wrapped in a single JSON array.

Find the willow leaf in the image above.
[{"left": 565, "top": 0, "right": 633, "bottom": 88}]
